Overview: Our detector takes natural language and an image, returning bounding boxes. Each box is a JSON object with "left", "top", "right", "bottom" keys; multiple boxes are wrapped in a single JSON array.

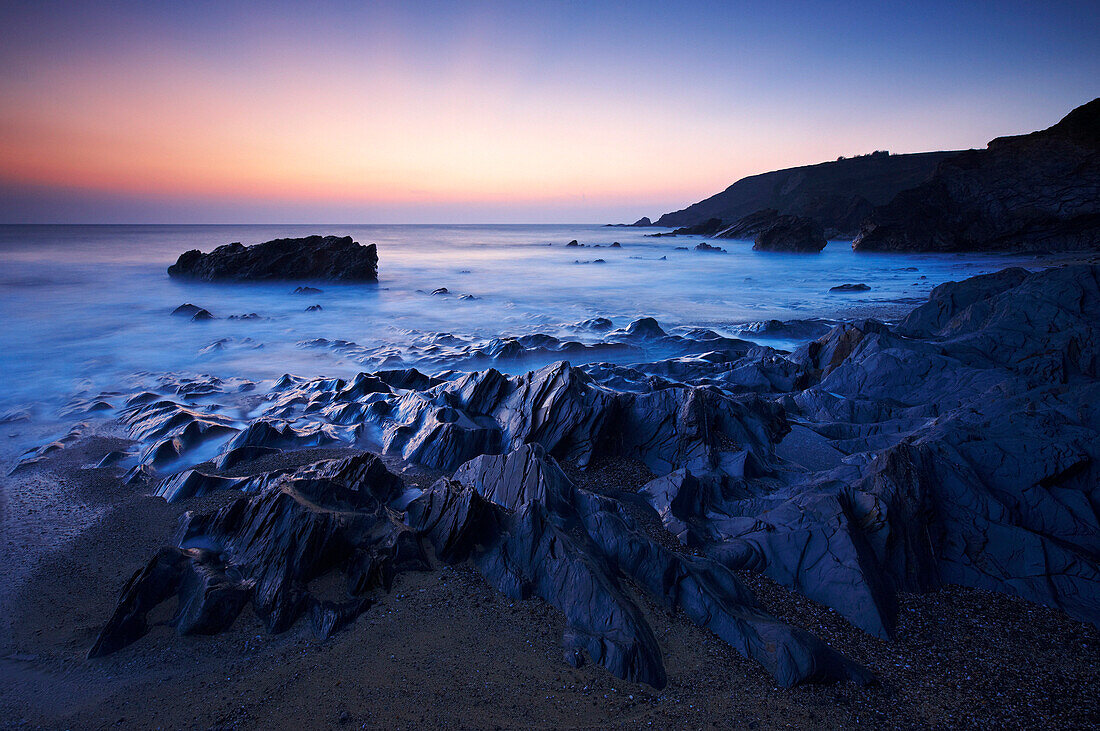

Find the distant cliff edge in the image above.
[
  {"left": 852, "top": 98, "right": 1100, "bottom": 252},
  {"left": 641, "top": 98, "right": 1100, "bottom": 252},
  {"left": 652, "top": 150, "right": 958, "bottom": 238}
]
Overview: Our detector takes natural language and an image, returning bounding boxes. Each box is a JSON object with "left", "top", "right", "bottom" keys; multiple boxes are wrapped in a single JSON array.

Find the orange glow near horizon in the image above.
[
  {"left": 0, "top": 54, "right": 786, "bottom": 207},
  {"left": 1, "top": 2, "right": 1095, "bottom": 221}
]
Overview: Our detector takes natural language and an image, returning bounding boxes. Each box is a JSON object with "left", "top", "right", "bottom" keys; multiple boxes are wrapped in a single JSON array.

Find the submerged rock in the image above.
[
  {"left": 168, "top": 235, "right": 378, "bottom": 282},
  {"left": 829, "top": 283, "right": 871, "bottom": 292}
]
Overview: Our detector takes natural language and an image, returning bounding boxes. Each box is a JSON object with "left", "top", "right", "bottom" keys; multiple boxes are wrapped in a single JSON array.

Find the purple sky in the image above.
[{"left": 1, "top": 0, "right": 1097, "bottom": 223}]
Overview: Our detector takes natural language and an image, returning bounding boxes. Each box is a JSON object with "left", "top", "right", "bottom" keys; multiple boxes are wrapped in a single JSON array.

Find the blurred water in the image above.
[{"left": 0, "top": 224, "right": 1046, "bottom": 413}]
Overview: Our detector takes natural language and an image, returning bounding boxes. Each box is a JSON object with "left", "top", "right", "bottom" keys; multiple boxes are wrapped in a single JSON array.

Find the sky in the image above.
[{"left": 0, "top": 0, "right": 1097, "bottom": 223}]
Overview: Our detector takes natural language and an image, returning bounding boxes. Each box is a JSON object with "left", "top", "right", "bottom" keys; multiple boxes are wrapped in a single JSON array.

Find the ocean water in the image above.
[{"left": 0, "top": 223, "right": 1046, "bottom": 416}]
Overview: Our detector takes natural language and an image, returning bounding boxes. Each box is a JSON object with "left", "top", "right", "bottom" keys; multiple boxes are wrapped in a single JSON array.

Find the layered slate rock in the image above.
[
  {"left": 409, "top": 445, "right": 871, "bottom": 688},
  {"left": 91, "top": 453, "right": 426, "bottom": 656},
  {"left": 168, "top": 235, "right": 379, "bottom": 282},
  {"left": 853, "top": 98, "right": 1100, "bottom": 252}
]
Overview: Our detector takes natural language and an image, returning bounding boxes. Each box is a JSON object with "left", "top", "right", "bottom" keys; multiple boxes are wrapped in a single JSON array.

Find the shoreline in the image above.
[
  {"left": 3, "top": 445, "right": 1098, "bottom": 729},
  {"left": 2, "top": 260, "right": 1099, "bottom": 728}
]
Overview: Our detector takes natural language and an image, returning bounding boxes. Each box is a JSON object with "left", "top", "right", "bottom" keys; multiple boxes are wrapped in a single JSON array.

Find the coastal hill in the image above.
[
  {"left": 853, "top": 97, "right": 1100, "bottom": 252},
  {"left": 653, "top": 150, "right": 959, "bottom": 237},
  {"left": 651, "top": 98, "right": 1100, "bottom": 251}
]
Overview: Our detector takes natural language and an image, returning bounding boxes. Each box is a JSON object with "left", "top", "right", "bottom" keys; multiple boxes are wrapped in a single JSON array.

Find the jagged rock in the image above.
[
  {"left": 120, "top": 400, "right": 239, "bottom": 468},
  {"left": 92, "top": 453, "right": 420, "bottom": 655},
  {"left": 449, "top": 443, "right": 573, "bottom": 513},
  {"left": 292, "top": 286, "right": 323, "bottom": 295},
  {"left": 89, "top": 546, "right": 250, "bottom": 658},
  {"left": 171, "top": 303, "right": 205, "bottom": 317},
  {"left": 854, "top": 98, "right": 1100, "bottom": 252},
  {"left": 752, "top": 214, "right": 827, "bottom": 253},
  {"left": 894, "top": 267, "right": 1029, "bottom": 337},
  {"left": 168, "top": 235, "right": 379, "bottom": 282},
  {"left": 739, "top": 318, "right": 834, "bottom": 342},
  {"left": 88, "top": 264, "right": 1100, "bottom": 692},
  {"left": 714, "top": 208, "right": 781, "bottom": 239},
  {"left": 631, "top": 217, "right": 652, "bottom": 226},
  {"left": 409, "top": 446, "right": 869, "bottom": 688},
  {"left": 694, "top": 242, "right": 727, "bottom": 253},
  {"left": 190, "top": 309, "right": 215, "bottom": 321},
  {"left": 675, "top": 218, "right": 726, "bottom": 236},
  {"left": 790, "top": 319, "right": 889, "bottom": 377},
  {"left": 622, "top": 317, "right": 666, "bottom": 339},
  {"left": 212, "top": 445, "right": 281, "bottom": 471},
  {"left": 305, "top": 304, "right": 323, "bottom": 312}
]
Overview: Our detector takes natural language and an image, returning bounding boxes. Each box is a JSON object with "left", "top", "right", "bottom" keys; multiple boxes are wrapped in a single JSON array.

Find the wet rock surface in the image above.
[
  {"left": 167, "top": 235, "right": 379, "bottom": 282},
  {"left": 48, "top": 264, "right": 1100, "bottom": 695}
]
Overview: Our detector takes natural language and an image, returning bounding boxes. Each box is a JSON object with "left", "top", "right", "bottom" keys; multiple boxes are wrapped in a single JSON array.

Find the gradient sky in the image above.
[{"left": 1, "top": 0, "right": 1097, "bottom": 223}]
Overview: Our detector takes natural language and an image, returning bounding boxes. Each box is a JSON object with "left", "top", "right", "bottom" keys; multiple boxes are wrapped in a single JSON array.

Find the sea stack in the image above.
[{"left": 168, "top": 235, "right": 379, "bottom": 282}]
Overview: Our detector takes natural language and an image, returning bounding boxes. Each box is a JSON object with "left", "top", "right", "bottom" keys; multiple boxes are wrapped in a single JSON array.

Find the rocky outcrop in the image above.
[
  {"left": 90, "top": 453, "right": 424, "bottom": 656},
  {"left": 694, "top": 242, "right": 727, "bottom": 253},
  {"left": 168, "top": 235, "right": 379, "bottom": 282},
  {"left": 653, "top": 151, "right": 955, "bottom": 237},
  {"left": 853, "top": 99, "right": 1100, "bottom": 252},
  {"left": 409, "top": 445, "right": 871, "bottom": 688},
  {"left": 713, "top": 208, "right": 782, "bottom": 239},
  {"left": 750, "top": 214, "right": 827, "bottom": 252},
  {"left": 87, "top": 264, "right": 1100, "bottom": 692},
  {"left": 673, "top": 218, "right": 726, "bottom": 236}
]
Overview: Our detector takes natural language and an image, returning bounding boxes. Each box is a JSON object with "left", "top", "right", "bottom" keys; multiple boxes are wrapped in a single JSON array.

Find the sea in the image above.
[{"left": 0, "top": 224, "right": 1047, "bottom": 421}]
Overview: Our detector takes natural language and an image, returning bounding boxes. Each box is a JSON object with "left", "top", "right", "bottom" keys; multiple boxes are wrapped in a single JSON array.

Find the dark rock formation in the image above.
[
  {"left": 674, "top": 218, "right": 726, "bottom": 236},
  {"left": 738, "top": 318, "right": 834, "bottom": 342},
  {"left": 632, "top": 217, "right": 653, "bottom": 226},
  {"left": 751, "top": 214, "right": 827, "bottom": 253},
  {"left": 694, "top": 242, "right": 727, "bottom": 253},
  {"left": 854, "top": 99, "right": 1100, "bottom": 252},
  {"left": 292, "top": 286, "right": 323, "bottom": 295},
  {"left": 91, "top": 453, "right": 423, "bottom": 657},
  {"left": 408, "top": 445, "right": 871, "bottom": 688},
  {"left": 653, "top": 151, "right": 955, "bottom": 237},
  {"left": 305, "top": 304, "right": 323, "bottom": 312},
  {"left": 168, "top": 235, "right": 378, "bottom": 282},
  {"left": 713, "top": 208, "right": 782, "bottom": 239},
  {"left": 88, "top": 264, "right": 1100, "bottom": 693},
  {"left": 829, "top": 283, "right": 871, "bottom": 292},
  {"left": 171, "top": 303, "right": 205, "bottom": 317}
]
